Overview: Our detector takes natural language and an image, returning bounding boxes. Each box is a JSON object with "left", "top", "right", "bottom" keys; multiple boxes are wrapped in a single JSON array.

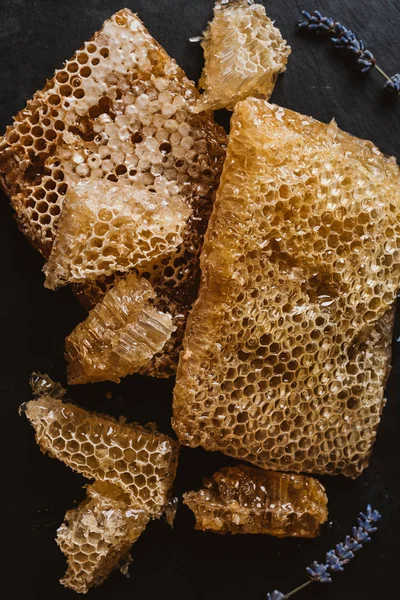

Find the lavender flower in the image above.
[
  {"left": 306, "top": 561, "right": 332, "bottom": 583},
  {"left": 266, "top": 591, "right": 285, "bottom": 600},
  {"left": 266, "top": 505, "right": 381, "bottom": 600},
  {"left": 385, "top": 73, "right": 400, "bottom": 94},
  {"left": 298, "top": 10, "right": 398, "bottom": 92}
]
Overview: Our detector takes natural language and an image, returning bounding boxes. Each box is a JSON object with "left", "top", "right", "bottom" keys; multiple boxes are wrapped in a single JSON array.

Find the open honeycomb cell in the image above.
[
  {"left": 44, "top": 179, "right": 191, "bottom": 289},
  {"left": 184, "top": 465, "right": 328, "bottom": 537},
  {"left": 0, "top": 8, "right": 226, "bottom": 378},
  {"left": 25, "top": 395, "right": 179, "bottom": 515},
  {"left": 65, "top": 273, "right": 176, "bottom": 384},
  {"left": 57, "top": 482, "right": 149, "bottom": 594},
  {"left": 196, "top": 0, "right": 291, "bottom": 112},
  {"left": 173, "top": 98, "right": 400, "bottom": 478}
]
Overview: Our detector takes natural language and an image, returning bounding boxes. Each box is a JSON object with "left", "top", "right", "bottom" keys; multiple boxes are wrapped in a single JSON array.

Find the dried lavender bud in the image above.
[{"left": 385, "top": 73, "right": 400, "bottom": 93}]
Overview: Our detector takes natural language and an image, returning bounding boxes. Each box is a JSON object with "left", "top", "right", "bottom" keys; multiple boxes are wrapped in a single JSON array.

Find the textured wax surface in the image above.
[
  {"left": 197, "top": 0, "right": 291, "bottom": 111},
  {"left": 25, "top": 396, "right": 179, "bottom": 515},
  {"left": 44, "top": 179, "right": 191, "bottom": 290},
  {"left": 183, "top": 465, "right": 327, "bottom": 537},
  {"left": 66, "top": 273, "right": 175, "bottom": 384},
  {"left": 173, "top": 98, "right": 400, "bottom": 478},
  {"left": 57, "top": 482, "right": 150, "bottom": 594},
  {"left": 2, "top": 2, "right": 400, "bottom": 600},
  {"left": 0, "top": 7, "right": 226, "bottom": 378}
]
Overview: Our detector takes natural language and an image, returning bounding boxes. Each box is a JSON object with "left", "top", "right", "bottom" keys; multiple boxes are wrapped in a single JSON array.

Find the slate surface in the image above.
[{"left": 0, "top": 1, "right": 399, "bottom": 599}]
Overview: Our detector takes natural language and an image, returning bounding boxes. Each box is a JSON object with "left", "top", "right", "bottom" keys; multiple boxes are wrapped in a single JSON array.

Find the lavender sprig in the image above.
[
  {"left": 298, "top": 10, "right": 399, "bottom": 93},
  {"left": 267, "top": 505, "right": 381, "bottom": 600}
]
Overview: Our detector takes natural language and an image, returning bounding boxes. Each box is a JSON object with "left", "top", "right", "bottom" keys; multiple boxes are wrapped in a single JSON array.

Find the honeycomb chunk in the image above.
[
  {"left": 196, "top": 0, "right": 291, "bottom": 112},
  {"left": 57, "top": 482, "right": 149, "bottom": 594},
  {"left": 183, "top": 465, "right": 328, "bottom": 537},
  {"left": 0, "top": 8, "right": 225, "bottom": 260},
  {"left": 25, "top": 395, "right": 179, "bottom": 515},
  {"left": 44, "top": 180, "right": 191, "bottom": 289},
  {"left": 173, "top": 98, "right": 400, "bottom": 478},
  {"left": 65, "top": 273, "right": 176, "bottom": 384}
]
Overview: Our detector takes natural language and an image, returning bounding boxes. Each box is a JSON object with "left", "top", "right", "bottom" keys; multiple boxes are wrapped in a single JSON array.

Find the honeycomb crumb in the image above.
[
  {"left": 44, "top": 180, "right": 191, "bottom": 289},
  {"left": 65, "top": 273, "right": 176, "bottom": 384},
  {"left": 30, "top": 371, "right": 67, "bottom": 399},
  {"left": 173, "top": 98, "right": 400, "bottom": 478},
  {"left": 0, "top": 8, "right": 225, "bottom": 260},
  {"left": 25, "top": 395, "right": 179, "bottom": 515},
  {"left": 183, "top": 465, "right": 328, "bottom": 537},
  {"left": 57, "top": 481, "right": 149, "bottom": 594},
  {"left": 196, "top": 0, "right": 291, "bottom": 112}
]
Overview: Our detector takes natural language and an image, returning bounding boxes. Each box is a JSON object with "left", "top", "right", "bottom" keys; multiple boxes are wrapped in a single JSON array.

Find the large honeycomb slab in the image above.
[
  {"left": 0, "top": 8, "right": 225, "bottom": 258},
  {"left": 44, "top": 179, "right": 191, "bottom": 289},
  {"left": 57, "top": 482, "right": 149, "bottom": 594},
  {"left": 173, "top": 98, "right": 400, "bottom": 478},
  {"left": 183, "top": 465, "right": 327, "bottom": 537},
  {"left": 66, "top": 273, "right": 175, "bottom": 384},
  {"left": 25, "top": 395, "right": 179, "bottom": 515},
  {"left": 196, "top": 0, "right": 291, "bottom": 112}
]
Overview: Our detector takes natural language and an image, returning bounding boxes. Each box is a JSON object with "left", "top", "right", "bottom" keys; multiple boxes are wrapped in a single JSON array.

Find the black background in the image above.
[{"left": 1, "top": 1, "right": 399, "bottom": 599}]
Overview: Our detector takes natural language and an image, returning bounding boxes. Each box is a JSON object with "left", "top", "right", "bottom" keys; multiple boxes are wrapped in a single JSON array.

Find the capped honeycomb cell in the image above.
[
  {"left": 173, "top": 98, "right": 400, "bottom": 478},
  {"left": 57, "top": 482, "right": 149, "bottom": 594},
  {"left": 196, "top": 0, "right": 291, "bottom": 112},
  {"left": 65, "top": 273, "right": 176, "bottom": 384},
  {"left": 25, "top": 395, "right": 179, "bottom": 515},
  {"left": 44, "top": 180, "right": 191, "bottom": 289},
  {"left": 0, "top": 8, "right": 226, "bottom": 378},
  {"left": 0, "top": 8, "right": 225, "bottom": 259},
  {"left": 183, "top": 465, "right": 328, "bottom": 537}
]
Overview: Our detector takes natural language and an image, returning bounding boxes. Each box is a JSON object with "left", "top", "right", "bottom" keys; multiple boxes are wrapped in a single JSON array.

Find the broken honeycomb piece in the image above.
[
  {"left": 173, "top": 98, "right": 400, "bottom": 478},
  {"left": 25, "top": 395, "right": 179, "bottom": 515},
  {"left": 44, "top": 179, "right": 191, "bottom": 289},
  {"left": 0, "top": 8, "right": 226, "bottom": 260},
  {"left": 57, "top": 482, "right": 149, "bottom": 594},
  {"left": 183, "top": 465, "right": 328, "bottom": 537},
  {"left": 65, "top": 273, "right": 176, "bottom": 384},
  {"left": 0, "top": 8, "right": 226, "bottom": 378},
  {"left": 196, "top": 0, "right": 291, "bottom": 112}
]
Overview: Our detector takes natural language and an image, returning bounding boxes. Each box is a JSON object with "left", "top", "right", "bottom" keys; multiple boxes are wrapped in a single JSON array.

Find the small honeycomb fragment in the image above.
[
  {"left": 44, "top": 180, "right": 191, "bottom": 289},
  {"left": 57, "top": 482, "right": 149, "bottom": 594},
  {"left": 65, "top": 273, "right": 176, "bottom": 384},
  {"left": 183, "top": 465, "right": 328, "bottom": 537},
  {"left": 25, "top": 395, "right": 179, "bottom": 515},
  {"left": 173, "top": 98, "right": 400, "bottom": 478},
  {"left": 196, "top": 0, "right": 291, "bottom": 112},
  {"left": 0, "top": 8, "right": 225, "bottom": 259}
]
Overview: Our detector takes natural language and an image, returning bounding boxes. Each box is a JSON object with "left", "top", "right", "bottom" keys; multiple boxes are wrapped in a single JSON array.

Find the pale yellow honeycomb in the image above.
[
  {"left": 25, "top": 395, "right": 179, "bottom": 515},
  {"left": 57, "top": 482, "right": 149, "bottom": 594},
  {"left": 184, "top": 465, "right": 328, "bottom": 537},
  {"left": 0, "top": 8, "right": 225, "bottom": 260},
  {"left": 196, "top": 0, "right": 291, "bottom": 112},
  {"left": 173, "top": 98, "right": 400, "bottom": 478},
  {"left": 0, "top": 8, "right": 226, "bottom": 378},
  {"left": 65, "top": 273, "right": 176, "bottom": 384},
  {"left": 44, "top": 179, "right": 191, "bottom": 289}
]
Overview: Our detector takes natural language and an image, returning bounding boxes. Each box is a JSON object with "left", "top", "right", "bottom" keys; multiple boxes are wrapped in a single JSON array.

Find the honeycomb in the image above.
[
  {"left": 196, "top": 0, "right": 291, "bottom": 112},
  {"left": 0, "top": 8, "right": 225, "bottom": 260},
  {"left": 25, "top": 394, "right": 179, "bottom": 515},
  {"left": 0, "top": 8, "right": 226, "bottom": 377},
  {"left": 44, "top": 179, "right": 191, "bottom": 289},
  {"left": 173, "top": 98, "right": 400, "bottom": 478},
  {"left": 57, "top": 481, "right": 149, "bottom": 594},
  {"left": 183, "top": 465, "right": 328, "bottom": 537},
  {"left": 65, "top": 273, "right": 176, "bottom": 384}
]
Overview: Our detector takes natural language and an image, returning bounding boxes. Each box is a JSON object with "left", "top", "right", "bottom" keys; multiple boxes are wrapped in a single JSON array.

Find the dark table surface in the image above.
[{"left": 1, "top": 1, "right": 399, "bottom": 599}]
